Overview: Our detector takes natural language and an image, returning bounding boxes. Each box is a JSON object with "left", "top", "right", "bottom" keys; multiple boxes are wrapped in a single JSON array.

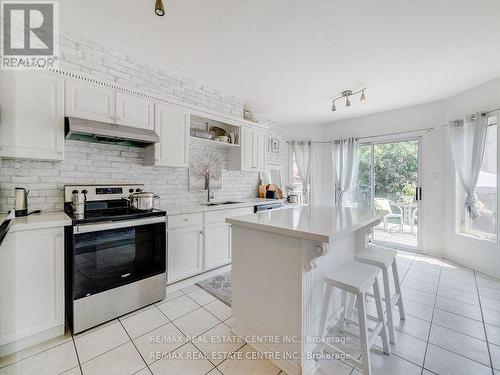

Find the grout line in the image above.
[
  {"left": 70, "top": 334, "right": 84, "bottom": 375},
  {"left": 473, "top": 269, "right": 495, "bottom": 375},
  {"left": 420, "top": 257, "right": 444, "bottom": 375},
  {"left": 117, "top": 319, "right": 150, "bottom": 371}
]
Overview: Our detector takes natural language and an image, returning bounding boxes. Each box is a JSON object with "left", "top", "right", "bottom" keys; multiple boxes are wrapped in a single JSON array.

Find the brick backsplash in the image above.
[{"left": 0, "top": 32, "right": 284, "bottom": 213}]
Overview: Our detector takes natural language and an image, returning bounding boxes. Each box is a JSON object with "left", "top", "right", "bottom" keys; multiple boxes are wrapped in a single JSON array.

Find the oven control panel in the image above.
[{"left": 64, "top": 184, "right": 144, "bottom": 202}]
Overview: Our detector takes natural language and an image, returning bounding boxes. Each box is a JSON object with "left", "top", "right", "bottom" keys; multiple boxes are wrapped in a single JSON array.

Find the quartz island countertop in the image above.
[{"left": 226, "top": 205, "right": 386, "bottom": 242}]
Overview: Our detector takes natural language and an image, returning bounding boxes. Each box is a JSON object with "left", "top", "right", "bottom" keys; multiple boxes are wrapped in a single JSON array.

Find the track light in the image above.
[
  {"left": 155, "top": 0, "right": 165, "bottom": 16},
  {"left": 331, "top": 88, "right": 366, "bottom": 112}
]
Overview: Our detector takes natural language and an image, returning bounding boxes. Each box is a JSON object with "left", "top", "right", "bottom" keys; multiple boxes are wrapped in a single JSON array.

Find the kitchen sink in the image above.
[{"left": 201, "top": 201, "right": 243, "bottom": 206}]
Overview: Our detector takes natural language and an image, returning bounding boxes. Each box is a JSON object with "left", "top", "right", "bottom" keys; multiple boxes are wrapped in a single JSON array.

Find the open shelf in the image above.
[{"left": 190, "top": 136, "right": 240, "bottom": 147}]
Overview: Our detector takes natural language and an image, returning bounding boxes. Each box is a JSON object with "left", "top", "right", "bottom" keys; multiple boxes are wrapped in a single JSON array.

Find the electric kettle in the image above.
[{"left": 14, "top": 187, "right": 29, "bottom": 217}]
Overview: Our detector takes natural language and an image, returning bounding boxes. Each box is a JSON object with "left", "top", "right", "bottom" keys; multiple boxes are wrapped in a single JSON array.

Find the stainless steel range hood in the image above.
[{"left": 65, "top": 117, "right": 160, "bottom": 147}]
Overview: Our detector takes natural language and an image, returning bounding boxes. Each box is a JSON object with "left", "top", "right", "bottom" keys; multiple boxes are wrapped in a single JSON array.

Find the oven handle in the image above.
[{"left": 74, "top": 216, "right": 165, "bottom": 234}]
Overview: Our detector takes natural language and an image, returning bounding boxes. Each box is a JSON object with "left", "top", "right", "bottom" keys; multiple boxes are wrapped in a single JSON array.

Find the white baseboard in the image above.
[{"left": 0, "top": 325, "right": 64, "bottom": 358}]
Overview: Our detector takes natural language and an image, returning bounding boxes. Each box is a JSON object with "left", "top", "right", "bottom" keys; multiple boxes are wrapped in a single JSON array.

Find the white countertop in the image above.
[
  {"left": 226, "top": 205, "right": 386, "bottom": 242},
  {"left": 0, "top": 212, "right": 72, "bottom": 233},
  {"left": 161, "top": 198, "right": 282, "bottom": 215}
]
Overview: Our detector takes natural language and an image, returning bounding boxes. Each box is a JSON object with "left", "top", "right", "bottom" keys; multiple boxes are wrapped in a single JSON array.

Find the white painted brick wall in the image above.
[{"left": 0, "top": 32, "right": 284, "bottom": 212}]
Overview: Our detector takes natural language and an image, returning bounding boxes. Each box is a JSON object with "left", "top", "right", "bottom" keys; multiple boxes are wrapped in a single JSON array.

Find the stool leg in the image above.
[
  {"left": 392, "top": 261, "right": 406, "bottom": 320},
  {"left": 382, "top": 268, "right": 396, "bottom": 344},
  {"left": 357, "top": 291, "right": 372, "bottom": 375},
  {"left": 318, "top": 284, "right": 333, "bottom": 339},
  {"left": 339, "top": 290, "right": 347, "bottom": 332},
  {"left": 373, "top": 277, "right": 391, "bottom": 355}
]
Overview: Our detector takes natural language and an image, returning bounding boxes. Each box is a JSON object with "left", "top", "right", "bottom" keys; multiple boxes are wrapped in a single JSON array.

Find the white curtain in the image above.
[
  {"left": 448, "top": 113, "right": 488, "bottom": 219},
  {"left": 291, "top": 141, "right": 312, "bottom": 204},
  {"left": 331, "top": 137, "right": 359, "bottom": 207}
]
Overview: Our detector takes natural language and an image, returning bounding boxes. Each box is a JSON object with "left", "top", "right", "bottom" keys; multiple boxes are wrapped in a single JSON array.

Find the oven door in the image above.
[{"left": 72, "top": 216, "right": 166, "bottom": 300}]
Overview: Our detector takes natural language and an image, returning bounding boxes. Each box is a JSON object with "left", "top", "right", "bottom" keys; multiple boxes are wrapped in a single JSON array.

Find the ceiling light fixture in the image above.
[
  {"left": 155, "top": 0, "right": 165, "bottom": 16},
  {"left": 331, "top": 88, "right": 366, "bottom": 112}
]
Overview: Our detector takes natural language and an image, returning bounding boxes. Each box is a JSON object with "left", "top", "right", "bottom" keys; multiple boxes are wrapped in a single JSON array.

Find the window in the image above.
[{"left": 462, "top": 117, "right": 497, "bottom": 240}]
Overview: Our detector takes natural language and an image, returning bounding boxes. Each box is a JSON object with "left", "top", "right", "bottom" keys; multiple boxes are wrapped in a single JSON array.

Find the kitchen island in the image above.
[{"left": 226, "top": 206, "right": 385, "bottom": 375}]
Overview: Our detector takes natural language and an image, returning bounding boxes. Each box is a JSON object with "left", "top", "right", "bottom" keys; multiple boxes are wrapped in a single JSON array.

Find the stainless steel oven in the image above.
[{"left": 64, "top": 184, "right": 166, "bottom": 333}]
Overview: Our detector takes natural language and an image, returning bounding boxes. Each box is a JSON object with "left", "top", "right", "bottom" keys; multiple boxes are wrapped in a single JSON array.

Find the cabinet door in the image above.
[
  {"left": 115, "top": 92, "right": 154, "bottom": 130},
  {"left": 167, "top": 226, "right": 203, "bottom": 284},
  {"left": 241, "top": 127, "right": 254, "bottom": 170},
  {"left": 0, "top": 227, "right": 64, "bottom": 345},
  {"left": 65, "top": 79, "right": 116, "bottom": 123},
  {"left": 203, "top": 222, "right": 231, "bottom": 270},
  {"left": 0, "top": 71, "right": 64, "bottom": 161},
  {"left": 145, "top": 103, "right": 189, "bottom": 168},
  {"left": 255, "top": 129, "right": 266, "bottom": 171}
]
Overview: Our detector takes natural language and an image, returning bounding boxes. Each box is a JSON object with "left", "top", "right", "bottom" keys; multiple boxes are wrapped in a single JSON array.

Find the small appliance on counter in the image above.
[
  {"left": 64, "top": 184, "right": 166, "bottom": 333},
  {"left": 14, "top": 187, "right": 41, "bottom": 217}
]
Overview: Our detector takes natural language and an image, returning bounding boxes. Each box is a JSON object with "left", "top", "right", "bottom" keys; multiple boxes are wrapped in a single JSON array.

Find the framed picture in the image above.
[{"left": 271, "top": 138, "right": 280, "bottom": 153}]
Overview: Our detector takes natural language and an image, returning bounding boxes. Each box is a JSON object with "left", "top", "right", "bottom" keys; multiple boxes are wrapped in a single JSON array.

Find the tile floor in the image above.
[{"left": 1, "top": 251, "right": 500, "bottom": 375}]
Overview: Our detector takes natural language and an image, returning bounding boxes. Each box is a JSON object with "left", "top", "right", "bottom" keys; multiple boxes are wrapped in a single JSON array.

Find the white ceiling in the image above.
[{"left": 60, "top": 0, "right": 500, "bottom": 126}]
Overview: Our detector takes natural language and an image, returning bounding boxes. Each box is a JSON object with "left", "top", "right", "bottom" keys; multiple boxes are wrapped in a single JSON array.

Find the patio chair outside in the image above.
[{"left": 374, "top": 197, "right": 403, "bottom": 233}]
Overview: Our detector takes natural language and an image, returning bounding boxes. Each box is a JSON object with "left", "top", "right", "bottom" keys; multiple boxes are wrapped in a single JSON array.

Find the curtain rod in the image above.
[
  {"left": 286, "top": 126, "right": 434, "bottom": 144},
  {"left": 441, "top": 107, "right": 500, "bottom": 127}
]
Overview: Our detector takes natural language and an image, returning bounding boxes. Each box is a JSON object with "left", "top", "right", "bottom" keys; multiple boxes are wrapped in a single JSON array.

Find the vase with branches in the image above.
[{"left": 190, "top": 151, "right": 222, "bottom": 202}]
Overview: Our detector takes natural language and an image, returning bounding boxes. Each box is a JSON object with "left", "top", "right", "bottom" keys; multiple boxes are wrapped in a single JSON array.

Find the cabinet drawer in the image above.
[
  {"left": 168, "top": 213, "right": 203, "bottom": 229},
  {"left": 204, "top": 207, "right": 254, "bottom": 224}
]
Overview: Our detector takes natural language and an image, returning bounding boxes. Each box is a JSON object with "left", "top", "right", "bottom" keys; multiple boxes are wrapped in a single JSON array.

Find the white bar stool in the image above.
[
  {"left": 355, "top": 245, "right": 405, "bottom": 344},
  {"left": 317, "top": 260, "right": 391, "bottom": 375}
]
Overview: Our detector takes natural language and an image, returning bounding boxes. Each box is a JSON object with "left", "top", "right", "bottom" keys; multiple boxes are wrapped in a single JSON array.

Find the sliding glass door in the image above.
[{"left": 354, "top": 138, "right": 422, "bottom": 250}]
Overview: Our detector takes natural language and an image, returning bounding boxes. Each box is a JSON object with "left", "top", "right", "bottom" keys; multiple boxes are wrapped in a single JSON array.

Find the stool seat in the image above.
[
  {"left": 326, "top": 260, "right": 381, "bottom": 294},
  {"left": 355, "top": 246, "right": 397, "bottom": 268}
]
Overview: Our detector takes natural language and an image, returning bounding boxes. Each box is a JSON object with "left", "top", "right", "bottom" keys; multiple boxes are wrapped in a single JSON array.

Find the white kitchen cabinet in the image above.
[
  {"left": 65, "top": 79, "right": 116, "bottom": 123},
  {"left": 229, "top": 126, "right": 266, "bottom": 172},
  {"left": 115, "top": 92, "right": 155, "bottom": 130},
  {"left": 167, "top": 225, "right": 203, "bottom": 284},
  {"left": 204, "top": 222, "right": 231, "bottom": 270},
  {"left": 0, "top": 227, "right": 64, "bottom": 351},
  {"left": 0, "top": 71, "right": 64, "bottom": 161},
  {"left": 144, "top": 103, "right": 190, "bottom": 168}
]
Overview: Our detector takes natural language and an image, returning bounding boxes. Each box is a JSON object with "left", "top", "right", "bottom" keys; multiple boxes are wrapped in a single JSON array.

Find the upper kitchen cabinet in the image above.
[
  {"left": 229, "top": 126, "right": 266, "bottom": 172},
  {"left": 115, "top": 92, "right": 154, "bottom": 130},
  {"left": 0, "top": 71, "right": 65, "bottom": 161},
  {"left": 144, "top": 103, "right": 190, "bottom": 168},
  {"left": 65, "top": 79, "right": 116, "bottom": 123}
]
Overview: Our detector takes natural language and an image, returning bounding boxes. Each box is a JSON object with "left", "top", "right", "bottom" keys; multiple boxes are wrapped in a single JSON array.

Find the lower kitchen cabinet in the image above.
[
  {"left": 0, "top": 227, "right": 64, "bottom": 355},
  {"left": 204, "top": 222, "right": 231, "bottom": 271},
  {"left": 167, "top": 225, "right": 204, "bottom": 284}
]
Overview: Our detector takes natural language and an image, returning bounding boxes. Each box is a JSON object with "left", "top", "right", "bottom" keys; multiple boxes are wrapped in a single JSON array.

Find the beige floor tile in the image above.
[
  {"left": 224, "top": 316, "right": 235, "bottom": 328},
  {"left": 80, "top": 342, "right": 145, "bottom": 375},
  {"left": 120, "top": 306, "right": 169, "bottom": 339},
  {"left": 133, "top": 323, "right": 186, "bottom": 365},
  {"left": 429, "top": 324, "right": 490, "bottom": 366},
  {"left": 157, "top": 295, "right": 199, "bottom": 320},
  {"left": 389, "top": 310, "right": 431, "bottom": 341},
  {"left": 481, "top": 295, "right": 500, "bottom": 313},
  {"left": 424, "top": 344, "right": 492, "bottom": 375},
  {"left": 432, "top": 309, "right": 485, "bottom": 340},
  {"left": 401, "top": 276, "right": 438, "bottom": 294},
  {"left": 401, "top": 286, "right": 436, "bottom": 306},
  {"left": 181, "top": 285, "right": 200, "bottom": 294},
  {"left": 489, "top": 342, "right": 500, "bottom": 370},
  {"left": 373, "top": 330, "right": 427, "bottom": 366},
  {"left": 149, "top": 343, "right": 214, "bottom": 375},
  {"left": 133, "top": 368, "right": 152, "bottom": 375},
  {"left": 487, "top": 323, "right": 500, "bottom": 346},
  {"left": 204, "top": 299, "right": 232, "bottom": 321},
  {"left": 75, "top": 321, "right": 130, "bottom": 363},
  {"left": 174, "top": 308, "right": 220, "bottom": 338},
  {"left": 437, "top": 285, "right": 480, "bottom": 306},
  {"left": 483, "top": 308, "right": 500, "bottom": 327},
  {"left": 0, "top": 341, "right": 78, "bottom": 375},
  {"left": 315, "top": 359, "right": 353, "bottom": 375},
  {"left": 479, "top": 286, "right": 500, "bottom": 301},
  {"left": 165, "top": 290, "right": 183, "bottom": 302},
  {"left": 193, "top": 323, "right": 245, "bottom": 365},
  {"left": 187, "top": 289, "right": 217, "bottom": 306},
  {"left": 217, "top": 345, "right": 281, "bottom": 375},
  {"left": 435, "top": 295, "right": 483, "bottom": 321},
  {"left": 395, "top": 299, "right": 433, "bottom": 321},
  {"left": 61, "top": 367, "right": 82, "bottom": 375},
  {"left": 352, "top": 346, "right": 421, "bottom": 375},
  {"left": 0, "top": 328, "right": 72, "bottom": 368}
]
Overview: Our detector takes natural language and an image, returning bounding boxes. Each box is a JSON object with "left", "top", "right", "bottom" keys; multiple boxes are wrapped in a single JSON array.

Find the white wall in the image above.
[{"left": 284, "top": 77, "right": 500, "bottom": 277}]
